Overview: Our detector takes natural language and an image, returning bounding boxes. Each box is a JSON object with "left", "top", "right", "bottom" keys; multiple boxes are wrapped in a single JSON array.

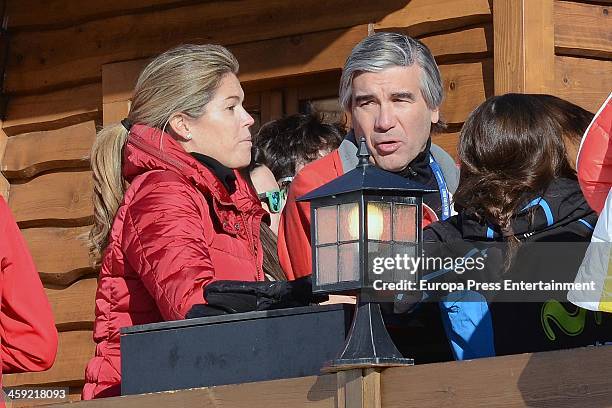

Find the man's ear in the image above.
[
  {"left": 431, "top": 108, "right": 440, "bottom": 124},
  {"left": 168, "top": 113, "right": 191, "bottom": 140}
]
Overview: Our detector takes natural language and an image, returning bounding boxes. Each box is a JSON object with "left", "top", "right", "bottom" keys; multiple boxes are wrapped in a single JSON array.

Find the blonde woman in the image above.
[{"left": 84, "top": 44, "right": 311, "bottom": 399}]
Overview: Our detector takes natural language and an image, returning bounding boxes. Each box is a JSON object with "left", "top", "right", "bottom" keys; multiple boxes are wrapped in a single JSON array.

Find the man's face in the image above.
[{"left": 350, "top": 65, "right": 440, "bottom": 172}]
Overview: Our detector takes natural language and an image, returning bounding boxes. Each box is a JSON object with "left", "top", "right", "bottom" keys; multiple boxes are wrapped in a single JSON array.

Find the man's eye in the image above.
[
  {"left": 227, "top": 105, "right": 236, "bottom": 111},
  {"left": 359, "top": 100, "right": 374, "bottom": 107}
]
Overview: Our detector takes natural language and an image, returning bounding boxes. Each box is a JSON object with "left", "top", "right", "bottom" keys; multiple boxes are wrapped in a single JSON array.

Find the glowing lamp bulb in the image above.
[{"left": 347, "top": 204, "right": 385, "bottom": 241}]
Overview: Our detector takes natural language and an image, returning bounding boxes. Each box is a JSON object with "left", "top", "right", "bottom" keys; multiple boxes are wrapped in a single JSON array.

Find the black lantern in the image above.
[{"left": 297, "top": 138, "right": 437, "bottom": 369}]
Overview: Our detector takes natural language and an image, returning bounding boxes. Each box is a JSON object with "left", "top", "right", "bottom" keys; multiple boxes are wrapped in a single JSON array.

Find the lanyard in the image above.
[{"left": 428, "top": 154, "right": 451, "bottom": 220}]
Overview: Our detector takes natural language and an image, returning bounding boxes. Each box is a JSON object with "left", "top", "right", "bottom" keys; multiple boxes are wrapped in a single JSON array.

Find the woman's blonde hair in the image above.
[{"left": 89, "top": 44, "right": 239, "bottom": 262}]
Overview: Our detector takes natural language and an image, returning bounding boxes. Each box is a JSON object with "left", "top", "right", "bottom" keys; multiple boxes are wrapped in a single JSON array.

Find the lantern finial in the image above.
[{"left": 357, "top": 137, "right": 370, "bottom": 167}]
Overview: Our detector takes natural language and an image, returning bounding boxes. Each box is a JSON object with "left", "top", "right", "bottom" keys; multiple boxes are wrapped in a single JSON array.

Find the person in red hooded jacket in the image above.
[
  {"left": 0, "top": 197, "right": 58, "bottom": 404},
  {"left": 83, "top": 44, "right": 313, "bottom": 399},
  {"left": 576, "top": 93, "right": 612, "bottom": 214}
]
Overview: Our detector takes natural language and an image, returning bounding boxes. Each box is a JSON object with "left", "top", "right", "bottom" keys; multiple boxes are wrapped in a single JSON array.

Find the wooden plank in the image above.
[
  {"left": 494, "top": 0, "right": 555, "bottom": 94},
  {"left": 0, "top": 126, "right": 7, "bottom": 199},
  {"left": 6, "top": 0, "right": 203, "bottom": 30},
  {"left": 0, "top": 126, "right": 7, "bottom": 162},
  {"left": 99, "top": 26, "right": 367, "bottom": 110},
  {"left": 3, "top": 330, "right": 94, "bottom": 387},
  {"left": 341, "top": 369, "right": 364, "bottom": 408},
  {"left": 8, "top": 171, "right": 93, "bottom": 226},
  {"left": 2, "top": 83, "right": 101, "bottom": 136},
  {"left": 375, "top": 0, "right": 492, "bottom": 37},
  {"left": 432, "top": 132, "right": 460, "bottom": 162},
  {"left": 2, "top": 121, "right": 96, "bottom": 179},
  {"left": 362, "top": 369, "right": 381, "bottom": 408},
  {"left": 417, "top": 24, "right": 492, "bottom": 64},
  {"left": 555, "top": 1, "right": 612, "bottom": 59},
  {"left": 47, "top": 373, "right": 337, "bottom": 408},
  {"left": 238, "top": 26, "right": 367, "bottom": 85},
  {"left": 381, "top": 346, "right": 612, "bottom": 407},
  {"left": 5, "top": 0, "right": 408, "bottom": 94},
  {"left": 21, "top": 225, "right": 93, "bottom": 285},
  {"left": 260, "top": 91, "right": 284, "bottom": 125},
  {"left": 46, "top": 278, "right": 97, "bottom": 331},
  {"left": 555, "top": 56, "right": 612, "bottom": 113},
  {"left": 0, "top": 175, "right": 8, "bottom": 200},
  {"left": 439, "top": 60, "right": 493, "bottom": 125},
  {"left": 103, "top": 101, "right": 131, "bottom": 127}
]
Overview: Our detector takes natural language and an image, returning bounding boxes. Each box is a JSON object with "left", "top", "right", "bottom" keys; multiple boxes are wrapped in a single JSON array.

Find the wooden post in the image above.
[
  {"left": 336, "top": 369, "right": 382, "bottom": 408},
  {"left": 493, "top": 0, "right": 555, "bottom": 94},
  {"left": 260, "top": 90, "right": 284, "bottom": 125},
  {"left": 0, "top": 124, "right": 9, "bottom": 200}
]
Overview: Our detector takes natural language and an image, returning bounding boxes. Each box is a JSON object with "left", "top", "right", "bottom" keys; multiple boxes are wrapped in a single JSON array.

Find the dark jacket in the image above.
[{"left": 423, "top": 178, "right": 611, "bottom": 359}]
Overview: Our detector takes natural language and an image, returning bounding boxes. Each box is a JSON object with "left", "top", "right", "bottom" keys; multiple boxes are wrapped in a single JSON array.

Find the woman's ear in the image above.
[{"left": 168, "top": 113, "right": 192, "bottom": 141}]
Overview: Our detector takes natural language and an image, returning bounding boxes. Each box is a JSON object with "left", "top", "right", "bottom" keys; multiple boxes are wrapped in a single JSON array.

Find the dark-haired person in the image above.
[
  {"left": 254, "top": 112, "right": 345, "bottom": 187},
  {"left": 0, "top": 197, "right": 58, "bottom": 400},
  {"left": 423, "top": 93, "right": 610, "bottom": 360}
]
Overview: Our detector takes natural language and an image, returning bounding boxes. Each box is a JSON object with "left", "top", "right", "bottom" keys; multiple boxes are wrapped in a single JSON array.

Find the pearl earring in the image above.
[{"left": 185, "top": 133, "right": 192, "bottom": 140}]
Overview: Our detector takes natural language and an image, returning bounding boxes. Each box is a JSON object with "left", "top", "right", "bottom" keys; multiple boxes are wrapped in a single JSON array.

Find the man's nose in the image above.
[{"left": 374, "top": 103, "right": 396, "bottom": 132}]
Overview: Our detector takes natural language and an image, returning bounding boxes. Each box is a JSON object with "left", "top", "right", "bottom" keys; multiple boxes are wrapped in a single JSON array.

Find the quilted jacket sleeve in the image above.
[
  {"left": 577, "top": 93, "right": 612, "bottom": 214},
  {"left": 122, "top": 174, "right": 217, "bottom": 321},
  {"left": 0, "top": 198, "right": 58, "bottom": 373}
]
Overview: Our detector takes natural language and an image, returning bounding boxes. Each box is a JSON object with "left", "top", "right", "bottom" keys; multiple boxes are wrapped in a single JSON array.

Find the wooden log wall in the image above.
[
  {"left": 0, "top": 0, "right": 609, "bottom": 405},
  {"left": 494, "top": 0, "right": 611, "bottom": 110}
]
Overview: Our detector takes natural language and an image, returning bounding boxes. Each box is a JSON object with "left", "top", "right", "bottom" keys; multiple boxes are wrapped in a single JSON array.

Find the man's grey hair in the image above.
[{"left": 339, "top": 32, "right": 444, "bottom": 113}]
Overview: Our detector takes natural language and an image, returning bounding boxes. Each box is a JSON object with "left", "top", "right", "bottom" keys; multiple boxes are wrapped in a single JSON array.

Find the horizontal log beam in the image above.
[
  {"left": 2, "top": 121, "right": 96, "bottom": 179},
  {"left": 22, "top": 225, "right": 92, "bottom": 280},
  {"left": 375, "top": 0, "right": 492, "bottom": 37},
  {"left": 46, "top": 277, "right": 97, "bottom": 331},
  {"left": 5, "top": 0, "right": 408, "bottom": 94},
  {"left": 3, "top": 330, "right": 94, "bottom": 387},
  {"left": 555, "top": 55, "right": 612, "bottom": 112},
  {"left": 8, "top": 170, "right": 93, "bottom": 226},
  {"left": 439, "top": 59, "right": 493, "bottom": 125},
  {"left": 2, "top": 83, "right": 101, "bottom": 136},
  {"left": 554, "top": 1, "right": 612, "bottom": 59}
]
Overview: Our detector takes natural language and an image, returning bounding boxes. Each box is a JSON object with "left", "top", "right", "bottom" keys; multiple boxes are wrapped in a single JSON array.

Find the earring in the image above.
[{"left": 185, "top": 133, "right": 192, "bottom": 141}]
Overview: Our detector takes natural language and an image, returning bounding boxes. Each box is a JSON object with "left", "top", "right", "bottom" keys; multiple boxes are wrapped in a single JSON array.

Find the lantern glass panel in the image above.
[
  {"left": 366, "top": 202, "right": 391, "bottom": 241},
  {"left": 339, "top": 203, "right": 360, "bottom": 242},
  {"left": 316, "top": 205, "right": 338, "bottom": 245},
  {"left": 393, "top": 204, "right": 417, "bottom": 242},
  {"left": 317, "top": 245, "right": 338, "bottom": 284},
  {"left": 338, "top": 242, "right": 360, "bottom": 282}
]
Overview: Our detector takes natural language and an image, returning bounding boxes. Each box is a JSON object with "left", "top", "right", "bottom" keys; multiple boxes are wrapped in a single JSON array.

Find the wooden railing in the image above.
[{"left": 39, "top": 346, "right": 612, "bottom": 408}]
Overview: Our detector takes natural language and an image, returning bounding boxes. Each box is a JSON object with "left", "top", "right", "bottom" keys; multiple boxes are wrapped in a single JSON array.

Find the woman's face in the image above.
[{"left": 182, "top": 73, "right": 255, "bottom": 168}]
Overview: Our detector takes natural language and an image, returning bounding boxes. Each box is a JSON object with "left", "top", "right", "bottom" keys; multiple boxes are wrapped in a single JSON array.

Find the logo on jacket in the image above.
[{"left": 541, "top": 299, "right": 603, "bottom": 341}]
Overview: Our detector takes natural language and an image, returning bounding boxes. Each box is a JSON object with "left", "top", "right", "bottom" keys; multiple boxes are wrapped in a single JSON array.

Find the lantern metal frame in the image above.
[{"left": 298, "top": 137, "right": 438, "bottom": 370}]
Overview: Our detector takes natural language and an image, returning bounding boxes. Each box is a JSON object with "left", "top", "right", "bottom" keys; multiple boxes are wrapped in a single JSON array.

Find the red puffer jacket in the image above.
[
  {"left": 577, "top": 93, "right": 612, "bottom": 214},
  {"left": 82, "top": 125, "right": 266, "bottom": 399},
  {"left": 0, "top": 198, "right": 58, "bottom": 405}
]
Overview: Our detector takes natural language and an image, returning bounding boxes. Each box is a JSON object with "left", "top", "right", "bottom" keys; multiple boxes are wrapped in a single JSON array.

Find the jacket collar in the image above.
[
  {"left": 457, "top": 178, "right": 595, "bottom": 240},
  {"left": 122, "top": 124, "right": 254, "bottom": 210}
]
